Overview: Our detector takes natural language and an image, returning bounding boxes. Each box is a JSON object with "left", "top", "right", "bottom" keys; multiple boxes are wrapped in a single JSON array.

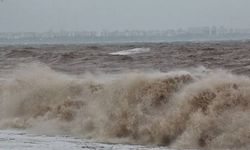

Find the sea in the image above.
[{"left": 1, "top": 41, "right": 250, "bottom": 149}]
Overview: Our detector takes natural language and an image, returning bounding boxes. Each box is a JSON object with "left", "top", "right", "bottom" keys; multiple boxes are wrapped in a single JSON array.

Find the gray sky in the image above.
[{"left": 0, "top": 0, "right": 250, "bottom": 32}]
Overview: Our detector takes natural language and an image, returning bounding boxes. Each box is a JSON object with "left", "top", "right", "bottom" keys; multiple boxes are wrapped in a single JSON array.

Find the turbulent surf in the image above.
[
  {"left": 0, "top": 63, "right": 250, "bottom": 149},
  {"left": 1, "top": 42, "right": 250, "bottom": 149}
]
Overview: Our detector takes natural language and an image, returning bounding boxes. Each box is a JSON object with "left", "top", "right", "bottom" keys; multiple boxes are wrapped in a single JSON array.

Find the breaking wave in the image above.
[
  {"left": 1, "top": 63, "right": 250, "bottom": 149},
  {"left": 109, "top": 48, "right": 150, "bottom": 55}
]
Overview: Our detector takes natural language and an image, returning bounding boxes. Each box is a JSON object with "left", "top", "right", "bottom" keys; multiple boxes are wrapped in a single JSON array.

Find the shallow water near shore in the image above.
[{"left": 0, "top": 130, "right": 171, "bottom": 150}]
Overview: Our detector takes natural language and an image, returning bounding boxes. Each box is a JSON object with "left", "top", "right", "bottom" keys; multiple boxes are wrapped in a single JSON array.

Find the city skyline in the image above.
[
  {"left": 0, "top": 26, "right": 249, "bottom": 34},
  {"left": 1, "top": 26, "right": 250, "bottom": 44}
]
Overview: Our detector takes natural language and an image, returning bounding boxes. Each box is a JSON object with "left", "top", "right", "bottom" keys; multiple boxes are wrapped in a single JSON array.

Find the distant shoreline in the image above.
[{"left": 1, "top": 38, "right": 250, "bottom": 46}]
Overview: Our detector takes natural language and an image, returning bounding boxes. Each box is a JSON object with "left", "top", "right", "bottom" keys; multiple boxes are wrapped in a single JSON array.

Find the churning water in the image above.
[{"left": 1, "top": 41, "right": 250, "bottom": 149}]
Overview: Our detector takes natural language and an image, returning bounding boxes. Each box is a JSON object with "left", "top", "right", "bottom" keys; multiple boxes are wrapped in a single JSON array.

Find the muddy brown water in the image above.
[{"left": 1, "top": 41, "right": 250, "bottom": 74}]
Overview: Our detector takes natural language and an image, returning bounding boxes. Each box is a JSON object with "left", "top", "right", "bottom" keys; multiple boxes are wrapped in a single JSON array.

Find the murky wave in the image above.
[{"left": 0, "top": 63, "right": 250, "bottom": 149}]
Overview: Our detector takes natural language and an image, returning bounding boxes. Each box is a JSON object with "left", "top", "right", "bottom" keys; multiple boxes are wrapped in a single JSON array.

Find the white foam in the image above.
[
  {"left": 109, "top": 48, "right": 150, "bottom": 55},
  {"left": 0, "top": 130, "right": 169, "bottom": 150}
]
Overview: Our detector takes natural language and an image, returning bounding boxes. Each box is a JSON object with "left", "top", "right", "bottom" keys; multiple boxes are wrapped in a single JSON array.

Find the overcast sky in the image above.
[{"left": 1, "top": 0, "right": 250, "bottom": 32}]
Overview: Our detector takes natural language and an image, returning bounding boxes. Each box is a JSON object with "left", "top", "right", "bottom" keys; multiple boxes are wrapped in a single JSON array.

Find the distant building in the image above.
[
  {"left": 188, "top": 26, "right": 210, "bottom": 36},
  {"left": 210, "top": 26, "right": 217, "bottom": 36}
]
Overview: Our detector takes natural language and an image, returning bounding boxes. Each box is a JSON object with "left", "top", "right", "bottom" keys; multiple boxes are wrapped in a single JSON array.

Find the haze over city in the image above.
[{"left": 1, "top": 0, "right": 250, "bottom": 32}]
